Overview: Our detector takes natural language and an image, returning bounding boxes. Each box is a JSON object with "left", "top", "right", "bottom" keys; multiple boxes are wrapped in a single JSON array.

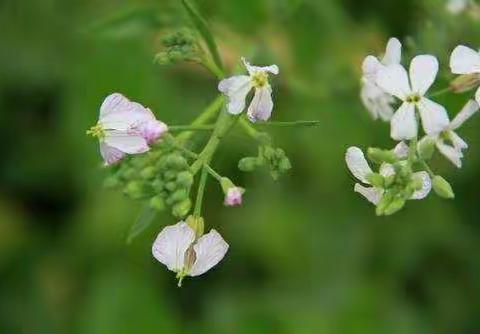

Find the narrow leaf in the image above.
[
  {"left": 181, "top": 0, "right": 224, "bottom": 72},
  {"left": 126, "top": 206, "right": 158, "bottom": 244}
]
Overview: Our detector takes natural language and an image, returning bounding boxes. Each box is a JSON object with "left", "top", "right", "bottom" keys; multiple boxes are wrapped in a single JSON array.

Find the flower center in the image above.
[
  {"left": 251, "top": 71, "right": 269, "bottom": 88},
  {"left": 86, "top": 124, "right": 105, "bottom": 139},
  {"left": 406, "top": 94, "right": 421, "bottom": 104}
]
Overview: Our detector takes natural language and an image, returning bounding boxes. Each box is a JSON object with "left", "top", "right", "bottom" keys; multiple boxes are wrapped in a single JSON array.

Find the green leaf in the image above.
[
  {"left": 126, "top": 206, "right": 158, "bottom": 244},
  {"left": 181, "top": 0, "right": 224, "bottom": 73}
]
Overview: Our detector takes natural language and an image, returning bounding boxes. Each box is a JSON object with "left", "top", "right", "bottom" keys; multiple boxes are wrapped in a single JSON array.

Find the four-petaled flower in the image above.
[
  {"left": 88, "top": 93, "right": 168, "bottom": 165},
  {"left": 152, "top": 221, "right": 229, "bottom": 286},
  {"left": 218, "top": 58, "right": 279, "bottom": 122},
  {"left": 345, "top": 145, "right": 431, "bottom": 205},
  {"left": 361, "top": 37, "right": 402, "bottom": 121},
  {"left": 376, "top": 55, "right": 450, "bottom": 140},
  {"left": 421, "top": 99, "right": 479, "bottom": 168},
  {"left": 450, "top": 45, "right": 480, "bottom": 104}
]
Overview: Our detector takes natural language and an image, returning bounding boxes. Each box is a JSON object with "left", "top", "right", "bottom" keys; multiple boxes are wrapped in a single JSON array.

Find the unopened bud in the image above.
[
  {"left": 176, "top": 171, "right": 194, "bottom": 188},
  {"left": 418, "top": 137, "right": 436, "bottom": 160},
  {"left": 278, "top": 157, "right": 292, "bottom": 172},
  {"left": 367, "top": 147, "right": 398, "bottom": 164},
  {"left": 170, "top": 189, "right": 189, "bottom": 203},
  {"left": 383, "top": 197, "right": 406, "bottom": 216},
  {"left": 140, "top": 167, "right": 156, "bottom": 180},
  {"left": 239, "top": 157, "right": 260, "bottom": 172},
  {"left": 172, "top": 199, "right": 192, "bottom": 218},
  {"left": 366, "top": 173, "right": 385, "bottom": 188},
  {"left": 150, "top": 196, "right": 165, "bottom": 211},
  {"left": 432, "top": 176, "right": 455, "bottom": 199},
  {"left": 450, "top": 73, "right": 480, "bottom": 93}
]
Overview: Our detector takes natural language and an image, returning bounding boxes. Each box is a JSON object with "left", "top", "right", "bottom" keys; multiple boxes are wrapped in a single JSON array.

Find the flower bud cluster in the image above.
[
  {"left": 155, "top": 29, "right": 200, "bottom": 65},
  {"left": 239, "top": 144, "right": 291, "bottom": 180}
]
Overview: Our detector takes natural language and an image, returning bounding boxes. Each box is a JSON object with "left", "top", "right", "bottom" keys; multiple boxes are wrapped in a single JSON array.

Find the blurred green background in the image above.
[{"left": 1, "top": 0, "right": 480, "bottom": 333}]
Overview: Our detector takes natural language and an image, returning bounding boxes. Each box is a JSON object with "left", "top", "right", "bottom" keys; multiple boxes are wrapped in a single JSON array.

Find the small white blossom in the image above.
[
  {"left": 421, "top": 99, "right": 479, "bottom": 168},
  {"left": 89, "top": 93, "right": 168, "bottom": 165},
  {"left": 152, "top": 221, "right": 229, "bottom": 286},
  {"left": 360, "top": 37, "right": 402, "bottom": 121},
  {"left": 345, "top": 145, "right": 431, "bottom": 205},
  {"left": 376, "top": 55, "right": 450, "bottom": 141},
  {"left": 218, "top": 58, "right": 279, "bottom": 122},
  {"left": 450, "top": 45, "right": 480, "bottom": 104}
]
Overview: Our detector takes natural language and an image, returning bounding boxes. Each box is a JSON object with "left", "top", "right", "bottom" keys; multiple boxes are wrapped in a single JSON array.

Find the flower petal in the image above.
[
  {"left": 450, "top": 99, "right": 479, "bottom": 130},
  {"left": 410, "top": 171, "right": 431, "bottom": 200},
  {"left": 393, "top": 141, "right": 409, "bottom": 159},
  {"left": 104, "top": 131, "right": 149, "bottom": 154},
  {"left": 152, "top": 222, "right": 195, "bottom": 273},
  {"left": 247, "top": 86, "right": 274, "bottom": 122},
  {"left": 218, "top": 75, "right": 252, "bottom": 115},
  {"left": 100, "top": 93, "right": 131, "bottom": 119},
  {"left": 189, "top": 229, "right": 229, "bottom": 277},
  {"left": 437, "top": 142, "right": 463, "bottom": 168},
  {"left": 362, "top": 56, "right": 383, "bottom": 82},
  {"left": 409, "top": 55, "right": 438, "bottom": 95},
  {"left": 345, "top": 147, "right": 373, "bottom": 183},
  {"left": 391, "top": 102, "right": 417, "bottom": 140},
  {"left": 360, "top": 80, "right": 395, "bottom": 121},
  {"left": 100, "top": 142, "right": 125, "bottom": 166},
  {"left": 379, "top": 163, "right": 395, "bottom": 177},
  {"left": 450, "top": 131, "right": 468, "bottom": 150},
  {"left": 376, "top": 64, "right": 411, "bottom": 100},
  {"left": 382, "top": 37, "right": 402, "bottom": 66},
  {"left": 242, "top": 57, "right": 279, "bottom": 75},
  {"left": 417, "top": 98, "right": 450, "bottom": 135},
  {"left": 450, "top": 45, "right": 480, "bottom": 74},
  {"left": 354, "top": 184, "right": 382, "bottom": 205}
]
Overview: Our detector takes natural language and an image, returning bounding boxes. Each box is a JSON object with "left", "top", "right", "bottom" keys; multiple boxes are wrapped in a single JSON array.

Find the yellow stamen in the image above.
[
  {"left": 251, "top": 71, "right": 269, "bottom": 88},
  {"left": 86, "top": 124, "right": 105, "bottom": 139}
]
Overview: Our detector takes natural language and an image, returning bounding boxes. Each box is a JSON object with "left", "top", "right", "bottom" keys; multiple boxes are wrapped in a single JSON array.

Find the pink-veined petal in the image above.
[
  {"left": 104, "top": 131, "right": 149, "bottom": 154},
  {"left": 418, "top": 98, "right": 450, "bottom": 136},
  {"left": 409, "top": 55, "right": 438, "bottom": 95},
  {"left": 391, "top": 102, "right": 417, "bottom": 140},
  {"left": 247, "top": 86, "right": 274, "bottom": 122},
  {"left": 99, "top": 142, "right": 125, "bottom": 166},
  {"left": 189, "top": 229, "right": 229, "bottom": 277},
  {"left": 450, "top": 45, "right": 480, "bottom": 74},
  {"left": 99, "top": 93, "right": 131, "bottom": 119},
  {"left": 152, "top": 222, "right": 195, "bottom": 273}
]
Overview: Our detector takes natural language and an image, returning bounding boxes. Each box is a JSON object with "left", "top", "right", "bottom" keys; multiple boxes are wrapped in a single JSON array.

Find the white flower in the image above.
[
  {"left": 446, "top": 0, "right": 469, "bottom": 14},
  {"left": 450, "top": 45, "right": 480, "bottom": 104},
  {"left": 376, "top": 55, "right": 450, "bottom": 141},
  {"left": 89, "top": 93, "right": 168, "bottom": 166},
  {"left": 422, "top": 99, "right": 479, "bottom": 168},
  {"left": 218, "top": 58, "right": 279, "bottom": 122},
  {"left": 360, "top": 37, "right": 402, "bottom": 121},
  {"left": 152, "top": 221, "right": 229, "bottom": 286},
  {"left": 345, "top": 145, "right": 431, "bottom": 205}
]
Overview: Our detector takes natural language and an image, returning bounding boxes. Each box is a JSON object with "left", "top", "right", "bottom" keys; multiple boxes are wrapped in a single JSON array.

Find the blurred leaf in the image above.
[
  {"left": 182, "top": 0, "right": 224, "bottom": 72},
  {"left": 126, "top": 206, "right": 157, "bottom": 244}
]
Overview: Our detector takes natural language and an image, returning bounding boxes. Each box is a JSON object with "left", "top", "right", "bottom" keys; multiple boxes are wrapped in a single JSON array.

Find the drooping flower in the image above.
[
  {"left": 87, "top": 93, "right": 168, "bottom": 165},
  {"left": 218, "top": 58, "right": 279, "bottom": 122},
  {"left": 450, "top": 45, "right": 480, "bottom": 104},
  {"left": 360, "top": 37, "right": 402, "bottom": 121},
  {"left": 224, "top": 187, "right": 245, "bottom": 206},
  {"left": 421, "top": 99, "right": 479, "bottom": 168},
  {"left": 376, "top": 55, "right": 450, "bottom": 140},
  {"left": 152, "top": 221, "right": 229, "bottom": 286},
  {"left": 345, "top": 146, "right": 431, "bottom": 205}
]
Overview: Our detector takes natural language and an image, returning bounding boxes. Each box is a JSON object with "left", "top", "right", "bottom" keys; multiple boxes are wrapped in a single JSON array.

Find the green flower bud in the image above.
[
  {"left": 278, "top": 157, "right": 292, "bottom": 172},
  {"left": 163, "top": 170, "right": 177, "bottom": 181},
  {"left": 239, "top": 157, "right": 260, "bottom": 172},
  {"left": 152, "top": 179, "right": 164, "bottom": 193},
  {"left": 366, "top": 173, "right": 385, "bottom": 188},
  {"left": 432, "top": 176, "right": 455, "bottom": 199},
  {"left": 103, "top": 176, "right": 120, "bottom": 189},
  {"left": 220, "top": 177, "right": 235, "bottom": 193},
  {"left": 140, "top": 167, "right": 156, "bottom": 180},
  {"left": 172, "top": 199, "right": 192, "bottom": 218},
  {"left": 170, "top": 189, "right": 189, "bottom": 203},
  {"left": 263, "top": 146, "right": 276, "bottom": 160},
  {"left": 375, "top": 192, "right": 392, "bottom": 216},
  {"left": 383, "top": 197, "right": 406, "bottom": 216},
  {"left": 418, "top": 137, "right": 436, "bottom": 160},
  {"left": 176, "top": 171, "right": 194, "bottom": 188},
  {"left": 166, "top": 154, "right": 188, "bottom": 170},
  {"left": 124, "top": 181, "right": 150, "bottom": 200},
  {"left": 165, "top": 181, "right": 177, "bottom": 192},
  {"left": 367, "top": 147, "right": 398, "bottom": 164},
  {"left": 149, "top": 196, "right": 165, "bottom": 211}
]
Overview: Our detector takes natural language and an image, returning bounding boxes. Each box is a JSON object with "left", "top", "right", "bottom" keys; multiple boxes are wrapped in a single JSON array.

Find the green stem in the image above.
[
  {"left": 177, "top": 95, "right": 224, "bottom": 143},
  {"left": 200, "top": 55, "right": 225, "bottom": 79},
  {"left": 239, "top": 117, "right": 262, "bottom": 140},
  {"left": 169, "top": 125, "right": 215, "bottom": 132},
  {"left": 419, "top": 160, "right": 435, "bottom": 178},
  {"left": 193, "top": 166, "right": 208, "bottom": 217},
  {"left": 408, "top": 136, "right": 417, "bottom": 165},
  {"left": 204, "top": 164, "right": 222, "bottom": 181},
  {"left": 256, "top": 120, "right": 321, "bottom": 128}
]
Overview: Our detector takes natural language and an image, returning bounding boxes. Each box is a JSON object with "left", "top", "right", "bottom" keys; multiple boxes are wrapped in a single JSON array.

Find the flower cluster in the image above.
[
  {"left": 352, "top": 38, "right": 479, "bottom": 215},
  {"left": 87, "top": 1, "right": 318, "bottom": 286}
]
